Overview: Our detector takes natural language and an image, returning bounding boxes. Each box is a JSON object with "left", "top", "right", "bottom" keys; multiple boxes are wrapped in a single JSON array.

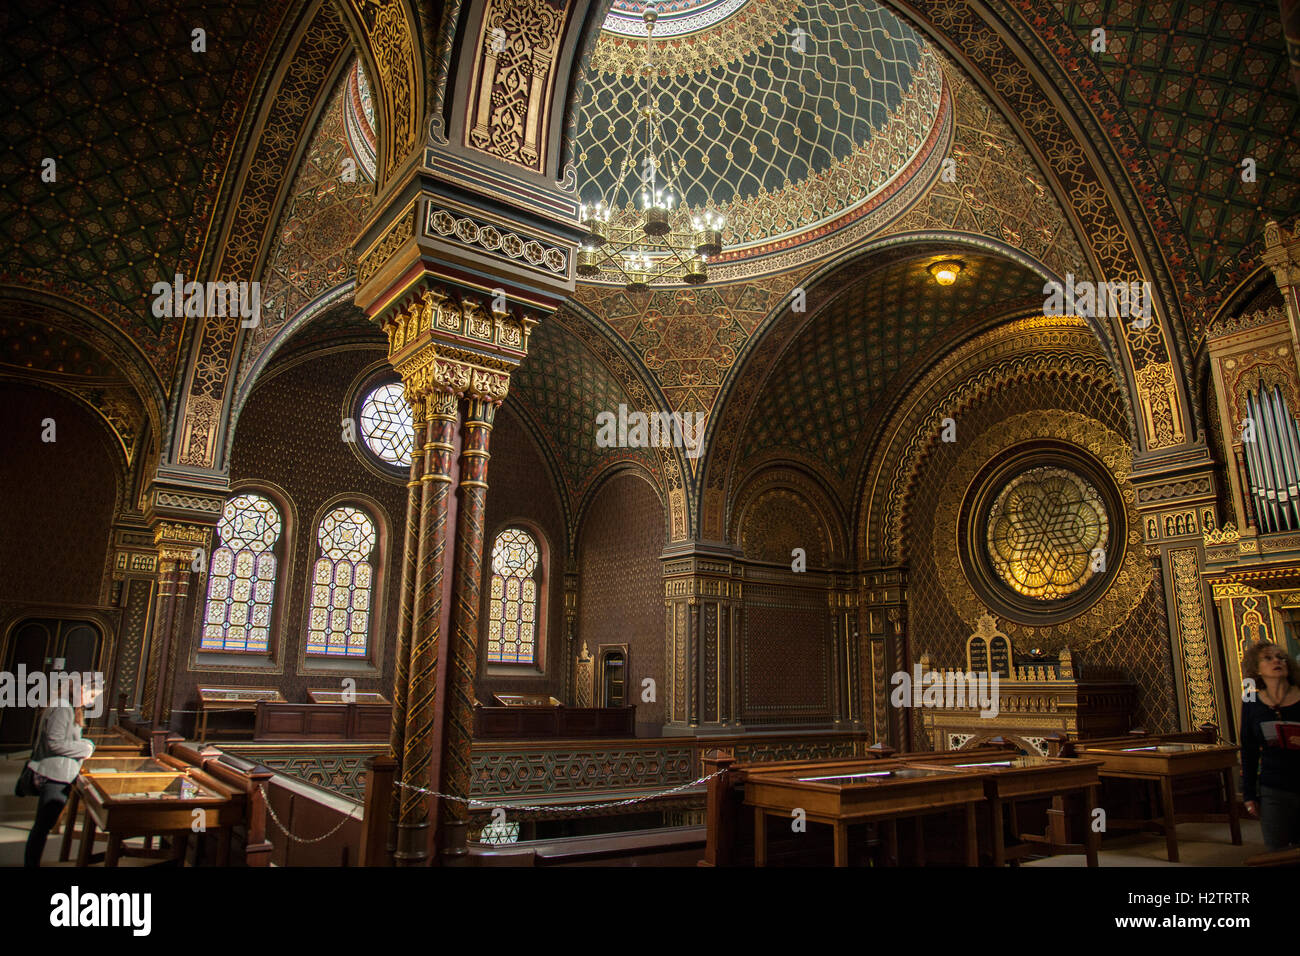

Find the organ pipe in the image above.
[
  {"left": 1241, "top": 384, "right": 1300, "bottom": 534},
  {"left": 1257, "top": 388, "right": 1287, "bottom": 527},
  {"left": 1243, "top": 390, "right": 1280, "bottom": 532},
  {"left": 1276, "top": 386, "right": 1300, "bottom": 527}
]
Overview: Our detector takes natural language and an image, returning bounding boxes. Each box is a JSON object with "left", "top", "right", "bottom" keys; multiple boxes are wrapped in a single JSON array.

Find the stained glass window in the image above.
[
  {"left": 201, "top": 493, "right": 282, "bottom": 653},
  {"left": 985, "top": 466, "right": 1109, "bottom": 601},
  {"left": 360, "top": 382, "right": 413, "bottom": 467},
  {"left": 306, "top": 506, "right": 378, "bottom": 657},
  {"left": 486, "top": 528, "right": 541, "bottom": 664}
]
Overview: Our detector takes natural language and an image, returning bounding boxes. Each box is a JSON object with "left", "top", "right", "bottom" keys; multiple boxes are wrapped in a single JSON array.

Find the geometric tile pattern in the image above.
[
  {"left": 903, "top": 370, "right": 1173, "bottom": 743},
  {"left": 511, "top": 314, "right": 658, "bottom": 504},
  {"left": 570, "top": 272, "right": 805, "bottom": 421},
  {"left": 578, "top": 0, "right": 937, "bottom": 257},
  {"left": 470, "top": 745, "right": 696, "bottom": 798},
  {"left": 885, "top": 60, "right": 1091, "bottom": 281},
  {"left": 0, "top": 0, "right": 288, "bottom": 382},
  {"left": 1056, "top": 0, "right": 1300, "bottom": 285},
  {"left": 238, "top": 60, "right": 375, "bottom": 390},
  {"left": 739, "top": 253, "right": 1046, "bottom": 480}
]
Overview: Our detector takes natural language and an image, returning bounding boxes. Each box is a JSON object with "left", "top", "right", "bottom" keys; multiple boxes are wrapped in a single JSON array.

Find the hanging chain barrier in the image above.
[
  {"left": 392, "top": 768, "right": 725, "bottom": 814},
  {"left": 257, "top": 783, "right": 355, "bottom": 844}
]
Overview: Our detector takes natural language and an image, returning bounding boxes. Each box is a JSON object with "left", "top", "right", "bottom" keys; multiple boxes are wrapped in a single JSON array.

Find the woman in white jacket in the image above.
[{"left": 24, "top": 677, "right": 102, "bottom": 867}]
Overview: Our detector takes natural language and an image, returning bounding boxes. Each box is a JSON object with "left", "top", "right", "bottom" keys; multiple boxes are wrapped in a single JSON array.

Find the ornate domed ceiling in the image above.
[{"left": 575, "top": 0, "right": 950, "bottom": 281}]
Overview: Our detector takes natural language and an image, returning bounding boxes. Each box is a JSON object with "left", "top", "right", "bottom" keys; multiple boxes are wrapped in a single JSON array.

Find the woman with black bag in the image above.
[{"left": 19, "top": 676, "right": 103, "bottom": 867}]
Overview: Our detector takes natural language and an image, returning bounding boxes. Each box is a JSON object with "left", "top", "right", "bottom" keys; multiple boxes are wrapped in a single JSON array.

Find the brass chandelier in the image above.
[{"left": 576, "top": 5, "right": 725, "bottom": 291}]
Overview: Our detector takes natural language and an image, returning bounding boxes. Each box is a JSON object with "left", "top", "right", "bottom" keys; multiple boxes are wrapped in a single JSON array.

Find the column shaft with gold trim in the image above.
[
  {"left": 372, "top": 285, "right": 537, "bottom": 865},
  {"left": 395, "top": 389, "right": 458, "bottom": 864},
  {"left": 142, "top": 520, "right": 212, "bottom": 728},
  {"left": 437, "top": 395, "right": 498, "bottom": 863}
]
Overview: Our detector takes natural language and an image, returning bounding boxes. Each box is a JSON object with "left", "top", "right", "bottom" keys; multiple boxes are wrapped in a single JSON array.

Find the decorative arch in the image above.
[
  {"left": 333, "top": 0, "right": 429, "bottom": 185},
  {"left": 573, "top": 461, "right": 670, "bottom": 555},
  {"left": 698, "top": 236, "right": 1136, "bottom": 547},
  {"left": 729, "top": 463, "right": 849, "bottom": 568},
  {"left": 0, "top": 291, "right": 167, "bottom": 461},
  {"left": 856, "top": 314, "right": 1129, "bottom": 565}
]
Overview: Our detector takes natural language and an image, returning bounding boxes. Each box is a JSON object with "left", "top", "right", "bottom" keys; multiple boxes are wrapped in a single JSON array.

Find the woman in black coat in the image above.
[{"left": 1240, "top": 641, "right": 1300, "bottom": 851}]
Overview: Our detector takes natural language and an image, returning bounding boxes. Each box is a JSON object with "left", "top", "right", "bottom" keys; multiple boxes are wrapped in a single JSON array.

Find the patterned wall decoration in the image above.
[
  {"left": 509, "top": 313, "right": 660, "bottom": 512},
  {"left": 739, "top": 490, "right": 827, "bottom": 566},
  {"left": 882, "top": 60, "right": 1091, "bottom": 282},
  {"left": 568, "top": 270, "right": 810, "bottom": 422},
  {"left": 465, "top": 0, "right": 569, "bottom": 171},
  {"left": 0, "top": 312, "right": 147, "bottom": 465},
  {"left": 1079, "top": 568, "right": 1177, "bottom": 733},
  {"left": 741, "top": 581, "right": 830, "bottom": 721},
  {"left": 112, "top": 577, "right": 154, "bottom": 711},
  {"left": 237, "top": 61, "right": 376, "bottom": 392},
  {"left": 898, "top": 365, "right": 1175, "bottom": 737},
  {"left": 227, "top": 744, "right": 384, "bottom": 801},
  {"left": 0, "top": 0, "right": 289, "bottom": 385},
  {"left": 476, "top": 404, "right": 570, "bottom": 702},
  {"left": 169, "top": 348, "right": 405, "bottom": 713},
  {"left": 898, "top": 0, "right": 1192, "bottom": 447},
  {"left": 344, "top": 0, "right": 422, "bottom": 179},
  {"left": 174, "top": 3, "right": 351, "bottom": 469},
  {"left": 930, "top": 411, "right": 1148, "bottom": 651},
  {"left": 0, "top": 384, "right": 120, "bottom": 608},
  {"left": 861, "top": 317, "right": 1124, "bottom": 562},
  {"left": 576, "top": 0, "right": 947, "bottom": 275},
  {"left": 736, "top": 254, "right": 1046, "bottom": 484},
  {"left": 731, "top": 466, "right": 849, "bottom": 566},
  {"left": 577, "top": 472, "right": 666, "bottom": 734},
  {"left": 470, "top": 743, "right": 695, "bottom": 798}
]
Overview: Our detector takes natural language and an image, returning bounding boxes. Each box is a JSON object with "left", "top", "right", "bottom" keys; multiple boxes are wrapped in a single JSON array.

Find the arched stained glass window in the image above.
[
  {"left": 307, "top": 506, "right": 377, "bottom": 657},
  {"left": 486, "top": 528, "right": 541, "bottom": 664},
  {"left": 202, "top": 493, "right": 282, "bottom": 653},
  {"left": 360, "top": 382, "right": 413, "bottom": 467}
]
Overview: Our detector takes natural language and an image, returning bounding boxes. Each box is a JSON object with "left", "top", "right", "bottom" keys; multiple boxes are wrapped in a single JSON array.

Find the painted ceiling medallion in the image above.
[{"left": 577, "top": 0, "right": 947, "bottom": 284}]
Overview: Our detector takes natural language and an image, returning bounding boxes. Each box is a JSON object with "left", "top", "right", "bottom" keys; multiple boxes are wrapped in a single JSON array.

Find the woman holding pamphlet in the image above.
[{"left": 1240, "top": 642, "right": 1300, "bottom": 850}]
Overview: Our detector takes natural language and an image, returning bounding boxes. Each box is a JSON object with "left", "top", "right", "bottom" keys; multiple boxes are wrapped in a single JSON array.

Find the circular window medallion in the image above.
[
  {"left": 359, "top": 382, "right": 413, "bottom": 469},
  {"left": 959, "top": 444, "right": 1124, "bottom": 626},
  {"left": 985, "top": 466, "right": 1109, "bottom": 601}
]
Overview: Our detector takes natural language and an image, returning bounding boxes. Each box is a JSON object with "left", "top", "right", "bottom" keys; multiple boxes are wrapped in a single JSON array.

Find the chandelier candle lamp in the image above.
[{"left": 576, "top": 5, "right": 726, "bottom": 290}]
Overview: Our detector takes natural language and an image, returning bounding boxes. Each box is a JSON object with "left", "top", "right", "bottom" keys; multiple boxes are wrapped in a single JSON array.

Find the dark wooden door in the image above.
[{"left": 0, "top": 617, "right": 103, "bottom": 750}]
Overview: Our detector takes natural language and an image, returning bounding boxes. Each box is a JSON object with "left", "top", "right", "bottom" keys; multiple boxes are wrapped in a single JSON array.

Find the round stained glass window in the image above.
[
  {"left": 959, "top": 445, "right": 1124, "bottom": 627},
  {"left": 359, "top": 382, "right": 413, "bottom": 468},
  {"left": 985, "top": 466, "right": 1109, "bottom": 601}
]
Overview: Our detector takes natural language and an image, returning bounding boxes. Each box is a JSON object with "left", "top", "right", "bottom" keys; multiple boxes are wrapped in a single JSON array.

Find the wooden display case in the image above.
[
  {"left": 743, "top": 760, "right": 986, "bottom": 867},
  {"left": 76, "top": 765, "right": 241, "bottom": 867},
  {"left": 82, "top": 724, "right": 148, "bottom": 755},
  {"left": 910, "top": 753, "right": 1103, "bottom": 865},
  {"left": 1071, "top": 741, "right": 1241, "bottom": 862},
  {"left": 196, "top": 686, "right": 286, "bottom": 740}
]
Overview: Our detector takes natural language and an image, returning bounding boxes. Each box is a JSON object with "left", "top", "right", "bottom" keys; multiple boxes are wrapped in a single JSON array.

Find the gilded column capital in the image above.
[
  {"left": 1263, "top": 219, "right": 1300, "bottom": 288},
  {"left": 381, "top": 281, "right": 539, "bottom": 406},
  {"left": 152, "top": 521, "right": 212, "bottom": 570}
]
